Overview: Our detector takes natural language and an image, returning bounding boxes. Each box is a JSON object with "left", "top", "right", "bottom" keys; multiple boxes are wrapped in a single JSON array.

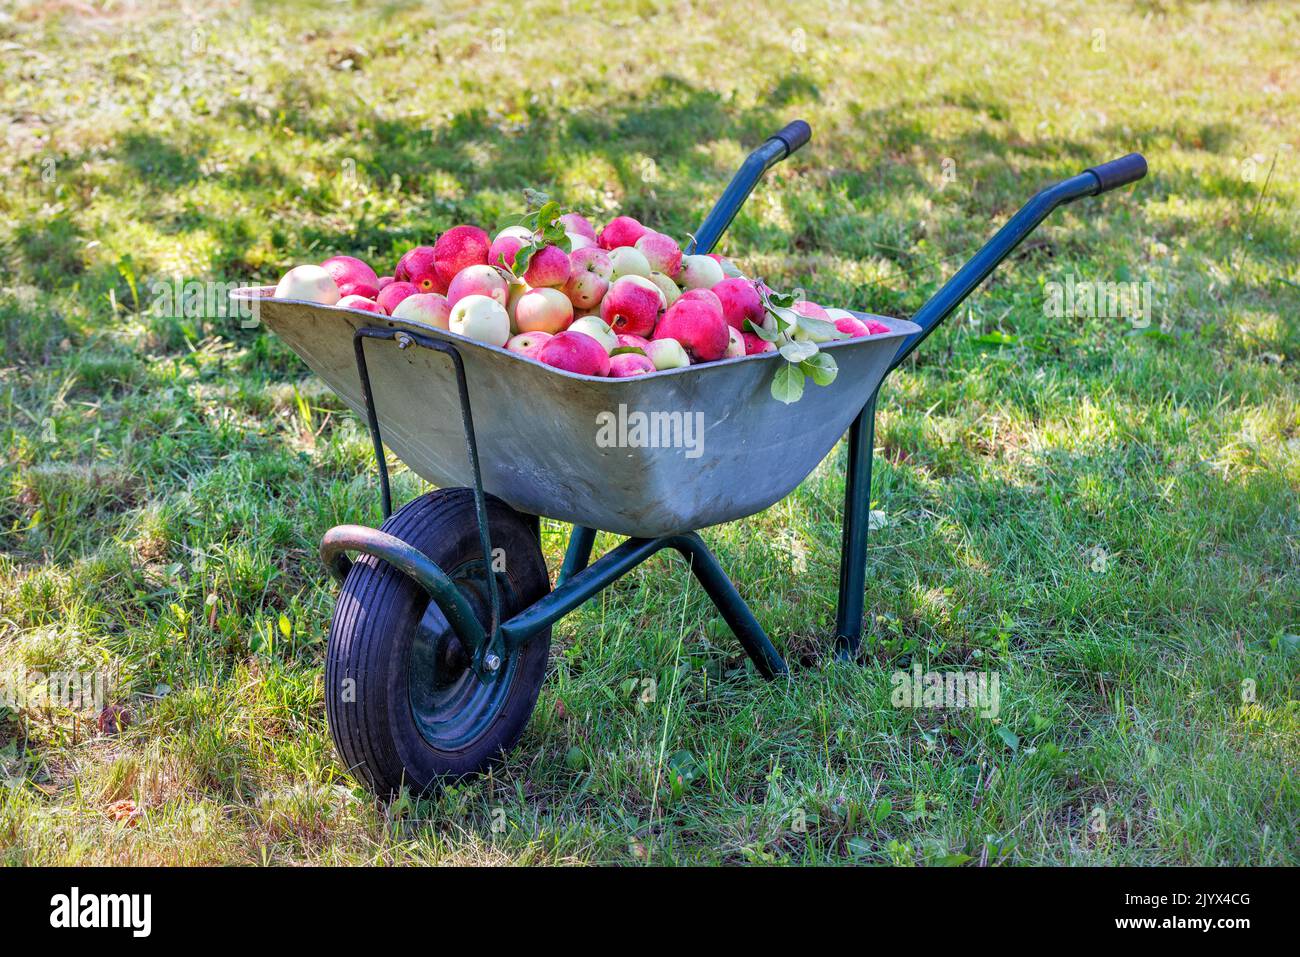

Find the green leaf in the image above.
[
  {"left": 667, "top": 749, "right": 703, "bottom": 787},
  {"left": 522, "top": 188, "right": 550, "bottom": 211},
  {"left": 771, "top": 362, "right": 805, "bottom": 404},
  {"left": 847, "top": 836, "right": 874, "bottom": 859},
  {"left": 800, "top": 352, "right": 838, "bottom": 386},
  {"left": 610, "top": 346, "right": 646, "bottom": 357},
  {"left": 512, "top": 242, "right": 539, "bottom": 277},
  {"left": 745, "top": 317, "right": 778, "bottom": 342},
  {"left": 760, "top": 284, "right": 795, "bottom": 309},
  {"left": 873, "top": 798, "right": 892, "bottom": 824},
  {"left": 796, "top": 315, "right": 846, "bottom": 341},
  {"left": 278, "top": 614, "right": 292, "bottom": 638},
  {"left": 934, "top": 853, "right": 973, "bottom": 867},
  {"left": 779, "top": 339, "right": 818, "bottom": 363},
  {"left": 995, "top": 725, "right": 1020, "bottom": 752},
  {"left": 1272, "top": 632, "right": 1300, "bottom": 654}
]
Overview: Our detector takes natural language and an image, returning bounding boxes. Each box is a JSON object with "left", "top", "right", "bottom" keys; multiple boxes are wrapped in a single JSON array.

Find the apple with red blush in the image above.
[
  {"left": 376, "top": 280, "right": 419, "bottom": 314},
  {"left": 608, "top": 352, "right": 657, "bottom": 377},
  {"left": 392, "top": 292, "right": 451, "bottom": 330},
  {"left": 523, "top": 244, "right": 570, "bottom": 288},
  {"left": 506, "top": 331, "right": 553, "bottom": 358},
  {"left": 597, "top": 215, "right": 646, "bottom": 250},
  {"left": 536, "top": 331, "right": 610, "bottom": 377},
  {"left": 514, "top": 287, "right": 574, "bottom": 335},
  {"left": 600, "top": 275, "right": 663, "bottom": 338},
  {"left": 653, "top": 298, "right": 729, "bottom": 362}
]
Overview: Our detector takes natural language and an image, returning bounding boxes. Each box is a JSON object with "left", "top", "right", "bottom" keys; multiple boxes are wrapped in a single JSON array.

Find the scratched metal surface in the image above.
[{"left": 234, "top": 287, "right": 919, "bottom": 537}]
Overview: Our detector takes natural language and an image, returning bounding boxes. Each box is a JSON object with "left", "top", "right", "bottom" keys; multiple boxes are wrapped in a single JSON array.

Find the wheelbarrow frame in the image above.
[{"left": 315, "top": 120, "right": 1147, "bottom": 688}]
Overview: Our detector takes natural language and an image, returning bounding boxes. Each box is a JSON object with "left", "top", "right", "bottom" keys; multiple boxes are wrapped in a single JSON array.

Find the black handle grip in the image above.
[
  {"left": 1084, "top": 153, "right": 1147, "bottom": 194},
  {"left": 770, "top": 120, "right": 811, "bottom": 157}
]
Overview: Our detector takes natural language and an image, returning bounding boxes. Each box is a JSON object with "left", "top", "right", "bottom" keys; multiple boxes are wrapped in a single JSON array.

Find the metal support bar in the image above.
[
  {"left": 350, "top": 327, "right": 502, "bottom": 646},
  {"left": 321, "top": 524, "right": 489, "bottom": 663},
  {"left": 558, "top": 525, "right": 597, "bottom": 585},
  {"left": 834, "top": 393, "right": 877, "bottom": 659},
  {"left": 501, "top": 532, "right": 787, "bottom": 678}
]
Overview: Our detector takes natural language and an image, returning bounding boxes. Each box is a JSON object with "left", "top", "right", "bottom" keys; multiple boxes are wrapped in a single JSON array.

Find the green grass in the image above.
[{"left": 1, "top": 0, "right": 1297, "bottom": 865}]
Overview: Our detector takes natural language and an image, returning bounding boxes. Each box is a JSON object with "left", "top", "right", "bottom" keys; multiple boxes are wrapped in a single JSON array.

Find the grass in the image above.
[{"left": 1, "top": 0, "right": 1297, "bottom": 865}]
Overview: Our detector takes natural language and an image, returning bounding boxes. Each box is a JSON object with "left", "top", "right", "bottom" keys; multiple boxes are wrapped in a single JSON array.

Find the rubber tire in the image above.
[{"left": 325, "top": 489, "right": 550, "bottom": 796}]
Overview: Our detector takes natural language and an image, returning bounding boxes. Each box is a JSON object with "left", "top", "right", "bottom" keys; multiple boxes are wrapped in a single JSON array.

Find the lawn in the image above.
[{"left": 1, "top": 0, "right": 1296, "bottom": 865}]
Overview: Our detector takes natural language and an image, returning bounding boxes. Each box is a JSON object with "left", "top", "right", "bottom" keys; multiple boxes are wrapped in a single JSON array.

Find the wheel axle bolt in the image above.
[
  {"left": 396, "top": 333, "right": 412, "bottom": 349},
  {"left": 484, "top": 653, "right": 501, "bottom": 672}
]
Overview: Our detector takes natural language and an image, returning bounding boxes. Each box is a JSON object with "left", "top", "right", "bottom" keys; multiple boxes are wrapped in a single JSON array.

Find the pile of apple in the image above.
[{"left": 273, "top": 202, "right": 889, "bottom": 394}]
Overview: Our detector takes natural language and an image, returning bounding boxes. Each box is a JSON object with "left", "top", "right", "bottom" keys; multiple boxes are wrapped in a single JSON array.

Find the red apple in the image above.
[
  {"left": 377, "top": 276, "right": 394, "bottom": 289},
  {"left": 560, "top": 212, "right": 597, "bottom": 241},
  {"left": 609, "top": 352, "right": 657, "bottom": 378},
  {"left": 337, "top": 294, "right": 386, "bottom": 314},
  {"left": 742, "top": 332, "right": 776, "bottom": 355},
  {"left": 446, "top": 264, "right": 510, "bottom": 309},
  {"left": 322, "top": 255, "right": 379, "bottom": 292},
  {"left": 506, "top": 331, "right": 553, "bottom": 358},
  {"left": 711, "top": 277, "right": 765, "bottom": 331},
  {"left": 337, "top": 281, "right": 379, "bottom": 299},
  {"left": 488, "top": 234, "right": 526, "bottom": 272},
  {"left": 537, "top": 331, "right": 610, "bottom": 377},
  {"left": 376, "top": 281, "right": 419, "bottom": 313},
  {"left": 600, "top": 275, "right": 663, "bottom": 338},
  {"left": 393, "top": 246, "right": 441, "bottom": 294},
  {"left": 653, "top": 299, "right": 729, "bottom": 362},
  {"left": 515, "top": 287, "right": 574, "bottom": 334},
  {"left": 832, "top": 316, "right": 870, "bottom": 337},
  {"left": 392, "top": 292, "right": 451, "bottom": 330},
  {"left": 597, "top": 215, "right": 646, "bottom": 250},
  {"left": 679, "top": 288, "right": 724, "bottom": 316},
  {"left": 634, "top": 231, "right": 682, "bottom": 278},
  {"left": 432, "top": 225, "right": 490, "bottom": 291},
  {"left": 564, "top": 247, "right": 612, "bottom": 309},
  {"left": 523, "top": 244, "right": 570, "bottom": 287}
]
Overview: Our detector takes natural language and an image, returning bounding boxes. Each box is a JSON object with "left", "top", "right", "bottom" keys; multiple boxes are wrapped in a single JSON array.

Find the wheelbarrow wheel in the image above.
[{"left": 325, "top": 489, "right": 551, "bottom": 796}]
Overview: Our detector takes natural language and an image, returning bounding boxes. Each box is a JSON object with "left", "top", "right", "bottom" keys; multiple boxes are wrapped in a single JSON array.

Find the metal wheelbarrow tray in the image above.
[
  {"left": 232, "top": 120, "right": 1147, "bottom": 796},
  {"left": 241, "top": 293, "right": 919, "bottom": 539}
]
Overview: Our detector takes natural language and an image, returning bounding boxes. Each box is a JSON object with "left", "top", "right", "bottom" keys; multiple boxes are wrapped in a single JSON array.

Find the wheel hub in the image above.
[{"left": 407, "top": 559, "right": 516, "bottom": 751}]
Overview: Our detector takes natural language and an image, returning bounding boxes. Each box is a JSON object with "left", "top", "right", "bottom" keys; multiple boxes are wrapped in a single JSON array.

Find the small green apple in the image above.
[
  {"left": 647, "top": 270, "right": 681, "bottom": 308},
  {"left": 449, "top": 294, "right": 510, "bottom": 347},
  {"left": 607, "top": 246, "right": 652, "bottom": 281},
  {"left": 644, "top": 337, "right": 690, "bottom": 370},
  {"left": 678, "top": 254, "right": 725, "bottom": 289},
  {"left": 568, "top": 315, "right": 618, "bottom": 354},
  {"left": 275, "top": 264, "right": 340, "bottom": 304}
]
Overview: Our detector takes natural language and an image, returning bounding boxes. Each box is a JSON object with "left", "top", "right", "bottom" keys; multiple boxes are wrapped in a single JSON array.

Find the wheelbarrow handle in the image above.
[
  {"left": 1084, "top": 152, "right": 1147, "bottom": 195},
  {"left": 888, "top": 152, "right": 1148, "bottom": 371},
  {"left": 689, "top": 120, "right": 812, "bottom": 255}
]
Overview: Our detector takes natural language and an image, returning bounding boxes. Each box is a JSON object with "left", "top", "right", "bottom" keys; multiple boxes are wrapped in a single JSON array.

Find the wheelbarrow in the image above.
[{"left": 232, "top": 121, "right": 1146, "bottom": 795}]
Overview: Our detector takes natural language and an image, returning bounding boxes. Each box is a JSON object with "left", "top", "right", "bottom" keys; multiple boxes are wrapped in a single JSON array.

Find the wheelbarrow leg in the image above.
[
  {"left": 558, "top": 525, "right": 597, "bottom": 585},
  {"left": 672, "top": 533, "right": 788, "bottom": 678},
  {"left": 834, "top": 393, "right": 877, "bottom": 660}
]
